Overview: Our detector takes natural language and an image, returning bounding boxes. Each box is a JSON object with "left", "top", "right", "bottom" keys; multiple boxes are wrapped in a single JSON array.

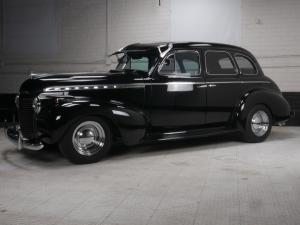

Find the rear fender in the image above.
[{"left": 235, "top": 90, "right": 291, "bottom": 128}]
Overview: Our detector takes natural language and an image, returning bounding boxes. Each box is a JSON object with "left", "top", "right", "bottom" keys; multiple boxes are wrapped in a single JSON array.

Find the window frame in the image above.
[
  {"left": 234, "top": 53, "right": 259, "bottom": 76},
  {"left": 204, "top": 50, "right": 238, "bottom": 76},
  {"left": 158, "top": 49, "right": 201, "bottom": 78}
]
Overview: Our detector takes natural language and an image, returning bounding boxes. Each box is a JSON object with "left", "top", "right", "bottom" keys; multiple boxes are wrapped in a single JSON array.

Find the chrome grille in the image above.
[{"left": 19, "top": 97, "right": 35, "bottom": 139}]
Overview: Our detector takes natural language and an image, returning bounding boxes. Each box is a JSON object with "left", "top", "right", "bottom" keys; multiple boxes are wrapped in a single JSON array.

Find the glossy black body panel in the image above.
[
  {"left": 16, "top": 42, "right": 291, "bottom": 146},
  {"left": 149, "top": 75, "right": 206, "bottom": 129}
]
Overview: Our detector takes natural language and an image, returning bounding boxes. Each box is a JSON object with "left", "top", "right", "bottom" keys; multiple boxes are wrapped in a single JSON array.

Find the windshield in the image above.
[{"left": 113, "top": 51, "right": 158, "bottom": 73}]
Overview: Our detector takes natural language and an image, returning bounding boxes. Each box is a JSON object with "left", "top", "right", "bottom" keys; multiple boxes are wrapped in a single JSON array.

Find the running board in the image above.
[{"left": 145, "top": 127, "right": 240, "bottom": 143}]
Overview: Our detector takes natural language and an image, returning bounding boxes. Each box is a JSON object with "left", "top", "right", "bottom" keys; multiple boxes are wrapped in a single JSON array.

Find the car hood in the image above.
[{"left": 19, "top": 71, "right": 147, "bottom": 95}]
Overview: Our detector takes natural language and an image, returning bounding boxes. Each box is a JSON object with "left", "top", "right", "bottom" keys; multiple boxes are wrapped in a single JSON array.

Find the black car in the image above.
[{"left": 6, "top": 42, "right": 292, "bottom": 164}]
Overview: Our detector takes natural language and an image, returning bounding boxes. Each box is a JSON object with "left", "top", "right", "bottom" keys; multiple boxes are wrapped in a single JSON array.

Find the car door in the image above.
[
  {"left": 204, "top": 49, "right": 242, "bottom": 125},
  {"left": 233, "top": 53, "right": 261, "bottom": 93},
  {"left": 149, "top": 49, "right": 206, "bottom": 130}
]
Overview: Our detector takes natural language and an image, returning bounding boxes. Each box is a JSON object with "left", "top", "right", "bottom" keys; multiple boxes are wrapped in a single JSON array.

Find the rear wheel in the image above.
[
  {"left": 242, "top": 105, "right": 272, "bottom": 143},
  {"left": 59, "top": 117, "right": 112, "bottom": 164}
]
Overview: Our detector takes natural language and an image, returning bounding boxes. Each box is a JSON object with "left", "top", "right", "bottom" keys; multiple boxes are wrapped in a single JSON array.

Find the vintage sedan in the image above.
[{"left": 6, "top": 42, "right": 291, "bottom": 164}]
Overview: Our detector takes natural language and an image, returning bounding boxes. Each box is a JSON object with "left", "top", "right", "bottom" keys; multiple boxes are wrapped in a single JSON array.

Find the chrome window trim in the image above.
[
  {"left": 189, "top": 44, "right": 211, "bottom": 47},
  {"left": 205, "top": 50, "right": 239, "bottom": 76},
  {"left": 234, "top": 53, "right": 259, "bottom": 76},
  {"left": 158, "top": 50, "right": 201, "bottom": 78}
]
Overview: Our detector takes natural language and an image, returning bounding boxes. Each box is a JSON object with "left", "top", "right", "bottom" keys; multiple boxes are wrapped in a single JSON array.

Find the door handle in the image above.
[
  {"left": 197, "top": 84, "right": 217, "bottom": 88},
  {"left": 208, "top": 84, "right": 216, "bottom": 88},
  {"left": 197, "top": 84, "right": 208, "bottom": 89}
]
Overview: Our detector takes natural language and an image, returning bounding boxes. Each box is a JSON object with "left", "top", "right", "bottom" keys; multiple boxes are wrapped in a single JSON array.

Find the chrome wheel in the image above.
[
  {"left": 251, "top": 110, "right": 270, "bottom": 137},
  {"left": 72, "top": 121, "right": 106, "bottom": 156}
]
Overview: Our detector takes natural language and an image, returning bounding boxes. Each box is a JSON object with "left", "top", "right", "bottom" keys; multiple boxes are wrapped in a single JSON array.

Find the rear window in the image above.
[
  {"left": 235, "top": 55, "right": 257, "bottom": 75},
  {"left": 205, "top": 51, "right": 237, "bottom": 75}
]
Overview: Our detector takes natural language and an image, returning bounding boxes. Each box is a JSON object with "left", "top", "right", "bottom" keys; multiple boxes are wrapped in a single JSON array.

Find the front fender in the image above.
[
  {"left": 236, "top": 90, "right": 291, "bottom": 128},
  {"left": 37, "top": 99, "right": 148, "bottom": 145}
]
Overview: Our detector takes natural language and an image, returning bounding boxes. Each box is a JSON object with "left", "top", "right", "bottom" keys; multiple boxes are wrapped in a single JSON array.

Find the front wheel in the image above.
[
  {"left": 59, "top": 117, "right": 112, "bottom": 164},
  {"left": 242, "top": 105, "right": 272, "bottom": 143}
]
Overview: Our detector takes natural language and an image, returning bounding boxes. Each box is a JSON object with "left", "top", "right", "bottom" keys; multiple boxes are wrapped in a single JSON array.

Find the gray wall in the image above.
[
  {"left": 170, "top": 0, "right": 241, "bottom": 44},
  {"left": 0, "top": 0, "right": 171, "bottom": 93},
  {"left": 1, "top": 0, "right": 109, "bottom": 93},
  {"left": 0, "top": 0, "right": 300, "bottom": 93},
  {"left": 242, "top": 0, "right": 300, "bottom": 92}
]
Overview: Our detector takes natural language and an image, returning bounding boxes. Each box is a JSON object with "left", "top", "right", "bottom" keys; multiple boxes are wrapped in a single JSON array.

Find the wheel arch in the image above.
[
  {"left": 48, "top": 101, "right": 148, "bottom": 146},
  {"left": 234, "top": 89, "right": 290, "bottom": 128}
]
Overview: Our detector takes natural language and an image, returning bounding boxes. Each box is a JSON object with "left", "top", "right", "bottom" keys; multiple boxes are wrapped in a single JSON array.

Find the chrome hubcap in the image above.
[
  {"left": 72, "top": 121, "right": 105, "bottom": 156},
  {"left": 251, "top": 110, "right": 269, "bottom": 137}
]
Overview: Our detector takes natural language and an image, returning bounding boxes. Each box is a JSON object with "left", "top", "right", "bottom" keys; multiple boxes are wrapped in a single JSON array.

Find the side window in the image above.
[
  {"left": 176, "top": 51, "right": 200, "bottom": 76},
  {"left": 159, "top": 51, "right": 200, "bottom": 76},
  {"left": 130, "top": 57, "right": 149, "bottom": 72},
  {"left": 235, "top": 55, "right": 257, "bottom": 75},
  {"left": 159, "top": 54, "right": 176, "bottom": 74},
  {"left": 205, "top": 51, "right": 237, "bottom": 75}
]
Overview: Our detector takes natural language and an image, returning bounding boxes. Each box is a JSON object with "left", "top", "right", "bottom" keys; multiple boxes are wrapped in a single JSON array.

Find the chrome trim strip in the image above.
[
  {"left": 41, "top": 76, "right": 106, "bottom": 81},
  {"left": 112, "top": 110, "right": 130, "bottom": 117},
  {"left": 208, "top": 81, "right": 271, "bottom": 84},
  {"left": 158, "top": 136, "right": 185, "bottom": 141},
  {"left": 44, "top": 81, "right": 271, "bottom": 92},
  {"left": 244, "top": 81, "right": 271, "bottom": 84},
  {"left": 151, "top": 82, "right": 205, "bottom": 86},
  {"left": 44, "top": 84, "right": 145, "bottom": 92},
  {"left": 189, "top": 44, "right": 211, "bottom": 47},
  {"left": 161, "top": 75, "right": 200, "bottom": 79},
  {"left": 164, "top": 131, "right": 187, "bottom": 135},
  {"left": 151, "top": 81, "right": 270, "bottom": 85}
]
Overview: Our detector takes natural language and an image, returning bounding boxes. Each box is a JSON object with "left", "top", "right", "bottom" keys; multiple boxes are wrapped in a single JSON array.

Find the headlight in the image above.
[{"left": 32, "top": 97, "right": 41, "bottom": 114}]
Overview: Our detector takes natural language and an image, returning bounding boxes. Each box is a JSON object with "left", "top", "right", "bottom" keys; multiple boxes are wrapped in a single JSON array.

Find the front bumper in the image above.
[{"left": 4, "top": 125, "right": 44, "bottom": 151}]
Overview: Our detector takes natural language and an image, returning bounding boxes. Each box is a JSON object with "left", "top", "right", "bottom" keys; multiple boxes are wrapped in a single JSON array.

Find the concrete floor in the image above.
[{"left": 0, "top": 127, "right": 300, "bottom": 225}]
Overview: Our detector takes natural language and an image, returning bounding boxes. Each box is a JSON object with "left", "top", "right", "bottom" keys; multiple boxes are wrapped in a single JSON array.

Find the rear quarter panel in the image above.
[{"left": 238, "top": 80, "right": 291, "bottom": 126}]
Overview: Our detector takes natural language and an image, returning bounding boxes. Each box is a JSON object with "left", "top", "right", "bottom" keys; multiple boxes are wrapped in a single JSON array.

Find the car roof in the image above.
[
  {"left": 122, "top": 42, "right": 245, "bottom": 51},
  {"left": 112, "top": 42, "right": 253, "bottom": 59}
]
